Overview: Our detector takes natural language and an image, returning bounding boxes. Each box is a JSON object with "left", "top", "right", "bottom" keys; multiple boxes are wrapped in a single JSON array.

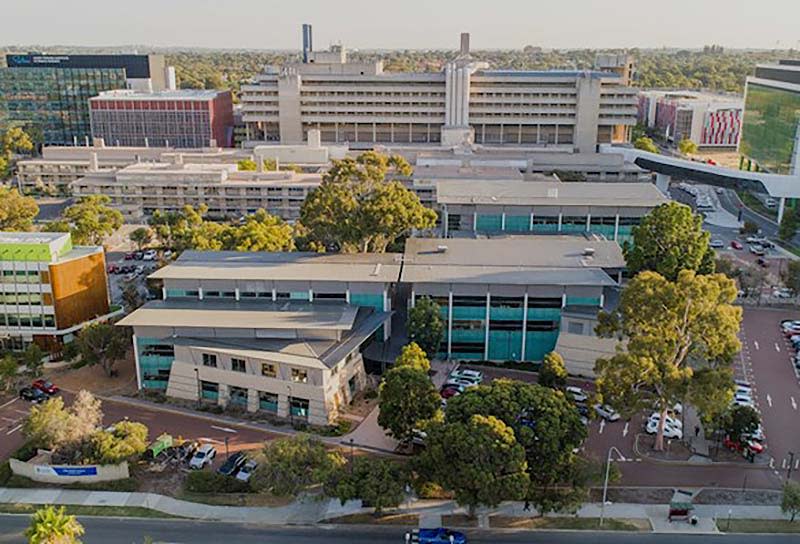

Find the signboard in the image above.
[{"left": 34, "top": 465, "right": 98, "bottom": 477}]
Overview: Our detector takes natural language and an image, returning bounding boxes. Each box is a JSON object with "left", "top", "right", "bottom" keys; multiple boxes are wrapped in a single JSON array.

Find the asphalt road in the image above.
[{"left": 0, "top": 515, "right": 798, "bottom": 544}]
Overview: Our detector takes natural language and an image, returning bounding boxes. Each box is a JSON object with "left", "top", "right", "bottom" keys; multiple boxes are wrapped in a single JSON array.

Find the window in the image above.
[
  {"left": 200, "top": 381, "right": 219, "bottom": 400},
  {"left": 202, "top": 353, "right": 217, "bottom": 367},
  {"left": 291, "top": 368, "right": 308, "bottom": 383},
  {"left": 261, "top": 363, "right": 277, "bottom": 378},
  {"left": 229, "top": 386, "right": 248, "bottom": 406},
  {"left": 259, "top": 391, "right": 278, "bottom": 412},
  {"left": 567, "top": 321, "right": 586, "bottom": 335},
  {"left": 289, "top": 396, "right": 309, "bottom": 419},
  {"left": 231, "top": 358, "right": 246, "bottom": 373}
]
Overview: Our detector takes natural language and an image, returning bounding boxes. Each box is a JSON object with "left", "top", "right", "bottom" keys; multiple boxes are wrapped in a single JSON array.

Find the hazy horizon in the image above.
[{"left": 4, "top": 0, "right": 800, "bottom": 51}]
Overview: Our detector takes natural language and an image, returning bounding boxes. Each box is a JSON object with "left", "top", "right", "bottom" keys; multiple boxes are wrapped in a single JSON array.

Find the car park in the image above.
[
  {"left": 566, "top": 386, "right": 588, "bottom": 403},
  {"left": 133, "top": 251, "right": 144, "bottom": 260},
  {"left": 189, "top": 444, "right": 217, "bottom": 470},
  {"left": 32, "top": 379, "right": 59, "bottom": 395},
  {"left": 142, "top": 249, "right": 157, "bottom": 261},
  {"left": 594, "top": 404, "right": 621, "bottom": 421},
  {"left": 216, "top": 451, "right": 246, "bottom": 477},
  {"left": 107, "top": 264, "right": 119, "bottom": 274},
  {"left": 124, "top": 272, "right": 139, "bottom": 282},
  {"left": 19, "top": 386, "right": 48, "bottom": 403},
  {"left": 709, "top": 239, "right": 724, "bottom": 249},
  {"left": 645, "top": 419, "right": 683, "bottom": 439},
  {"left": 236, "top": 460, "right": 258, "bottom": 482},
  {"left": 648, "top": 412, "right": 682, "bottom": 429},
  {"left": 124, "top": 252, "right": 135, "bottom": 260},
  {"left": 730, "top": 240, "right": 743, "bottom": 250}
]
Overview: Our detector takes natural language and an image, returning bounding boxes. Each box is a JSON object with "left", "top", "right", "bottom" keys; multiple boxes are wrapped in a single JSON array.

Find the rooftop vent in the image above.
[
  {"left": 436, "top": 245, "right": 448, "bottom": 253},
  {"left": 583, "top": 248, "right": 596, "bottom": 257}
]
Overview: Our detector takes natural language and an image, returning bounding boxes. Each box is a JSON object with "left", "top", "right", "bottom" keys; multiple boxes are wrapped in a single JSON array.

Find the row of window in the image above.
[
  {"left": 0, "top": 292, "right": 52, "bottom": 306},
  {"left": 199, "top": 380, "right": 309, "bottom": 417},
  {"left": 1, "top": 270, "right": 48, "bottom": 284},
  {"left": 201, "top": 353, "right": 309, "bottom": 383}
]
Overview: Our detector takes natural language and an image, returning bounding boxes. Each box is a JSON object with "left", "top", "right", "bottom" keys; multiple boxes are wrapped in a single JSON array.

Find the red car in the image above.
[
  {"left": 724, "top": 436, "right": 764, "bottom": 456},
  {"left": 32, "top": 379, "right": 59, "bottom": 395},
  {"left": 440, "top": 386, "right": 461, "bottom": 399},
  {"left": 730, "top": 240, "right": 743, "bottom": 250},
  {"left": 107, "top": 264, "right": 119, "bottom": 274}
]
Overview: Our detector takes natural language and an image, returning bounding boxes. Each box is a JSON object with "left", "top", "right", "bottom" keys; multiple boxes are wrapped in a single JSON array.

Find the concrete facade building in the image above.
[
  {"left": 89, "top": 90, "right": 235, "bottom": 149},
  {"left": 241, "top": 32, "right": 637, "bottom": 152},
  {"left": 118, "top": 250, "right": 399, "bottom": 425},
  {"left": 0, "top": 232, "right": 117, "bottom": 353}
]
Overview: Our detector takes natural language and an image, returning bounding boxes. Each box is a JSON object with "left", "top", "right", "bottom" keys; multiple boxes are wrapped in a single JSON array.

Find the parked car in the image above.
[
  {"left": 648, "top": 412, "right": 682, "bottom": 428},
  {"left": 163, "top": 249, "right": 174, "bottom": 259},
  {"left": 734, "top": 379, "right": 752, "bottom": 389},
  {"left": 107, "top": 264, "right": 119, "bottom": 274},
  {"left": 123, "top": 252, "right": 135, "bottom": 260},
  {"left": 134, "top": 265, "right": 146, "bottom": 274},
  {"left": 142, "top": 249, "right": 157, "bottom": 261},
  {"left": 757, "top": 257, "right": 769, "bottom": 268},
  {"left": 709, "top": 239, "right": 724, "bottom": 249},
  {"left": 730, "top": 240, "right": 743, "bottom": 250},
  {"left": 749, "top": 244, "right": 766, "bottom": 256},
  {"left": 124, "top": 272, "right": 138, "bottom": 282},
  {"left": 724, "top": 436, "right": 765, "bottom": 456},
  {"left": 133, "top": 251, "right": 144, "bottom": 260},
  {"left": 774, "top": 288, "right": 793, "bottom": 299},
  {"left": 189, "top": 444, "right": 217, "bottom": 470},
  {"left": 32, "top": 379, "right": 59, "bottom": 395},
  {"left": 744, "top": 426, "right": 766, "bottom": 443},
  {"left": 236, "top": 460, "right": 258, "bottom": 482},
  {"left": 444, "top": 377, "right": 479, "bottom": 389},
  {"left": 440, "top": 386, "right": 462, "bottom": 399},
  {"left": 566, "top": 386, "right": 588, "bottom": 403},
  {"left": 19, "top": 387, "right": 48, "bottom": 403},
  {"left": 449, "top": 368, "right": 483, "bottom": 383},
  {"left": 645, "top": 419, "right": 683, "bottom": 439},
  {"left": 594, "top": 404, "right": 621, "bottom": 422},
  {"left": 216, "top": 451, "right": 246, "bottom": 477},
  {"left": 414, "top": 528, "right": 467, "bottom": 544},
  {"left": 574, "top": 403, "right": 590, "bottom": 417},
  {"left": 781, "top": 320, "right": 800, "bottom": 330}
]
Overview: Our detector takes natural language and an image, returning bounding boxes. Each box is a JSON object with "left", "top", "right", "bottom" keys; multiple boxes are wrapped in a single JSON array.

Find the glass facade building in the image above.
[
  {"left": 0, "top": 67, "right": 127, "bottom": 145},
  {"left": 740, "top": 82, "right": 800, "bottom": 175}
]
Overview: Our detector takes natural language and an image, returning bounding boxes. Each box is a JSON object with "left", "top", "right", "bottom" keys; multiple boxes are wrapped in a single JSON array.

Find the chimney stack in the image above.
[{"left": 460, "top": 32, "right": 470, "bottom": 56}]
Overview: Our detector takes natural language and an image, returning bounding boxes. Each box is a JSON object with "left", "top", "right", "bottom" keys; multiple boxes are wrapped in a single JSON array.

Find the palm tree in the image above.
[{"left": 25, "top": 506, "right": 84, "bottom": 544}]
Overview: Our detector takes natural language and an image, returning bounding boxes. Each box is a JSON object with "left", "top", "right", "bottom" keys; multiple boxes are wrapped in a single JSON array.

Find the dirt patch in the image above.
[
  {"left": 489, "top": 516, "right": 649, "bottom": 531},
  {"left": 636, "top": 433, "right": 693, "bottom": 461},
  {"left": 47, "top": 351, "right": 137, "bottom": 396},
  {"left": 339, "top": 388, "right": 379, "bottom": 419},
  {"left": 323, "top": 512, "right": 419, "bottom": 525},
  {"left": 442, "top": 514, "right": 479, "bottom": 527},
  {"left": 695, "top": 488, "right": 781, "bottom": 506},
  {"left": 588, "top": 487, "right": 674, "bottom": 504}
]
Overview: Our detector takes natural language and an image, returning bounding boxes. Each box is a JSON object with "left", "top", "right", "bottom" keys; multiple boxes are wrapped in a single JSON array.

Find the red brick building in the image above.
[{"left": 89, "top": 90, "right": 234, "bottom": 148}]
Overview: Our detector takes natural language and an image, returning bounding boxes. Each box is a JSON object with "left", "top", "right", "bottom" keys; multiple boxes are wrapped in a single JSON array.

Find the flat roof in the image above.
[
  {"left": 436, "top": 180, "right": 666, "bottom": 208},
  {"left": 116, "top": 299, "right": 359, "bottom": 330},
  {"left": 401, "top": 236, "right": 623, "bottom": 285},
  {"left": 91, "top": 89, "right": 225, "bottom": 101},
  {"left": 150, "top": 251, "right": 402, "bottom": 283},
  {"left": 0, "top": 232, "right": 68, "bottom": 244}
]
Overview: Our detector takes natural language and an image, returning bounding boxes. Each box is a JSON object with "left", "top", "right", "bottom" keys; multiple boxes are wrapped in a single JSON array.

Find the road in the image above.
[
  {"left": 717, "top": 189, "right": 779, "bottom": 239},
  {"left": 0, "top": 515, "right": 798, "bottom": 544},
  {"left": 0, "top": 391, "right": 279, "bottom": 466}
]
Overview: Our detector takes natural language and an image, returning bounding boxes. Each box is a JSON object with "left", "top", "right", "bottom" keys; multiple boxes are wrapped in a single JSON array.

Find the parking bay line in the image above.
[
  {"left": 753, "top": 341, "right": 759, "bottom": 350},
  {"left": 5, "top": 424, "right": 22, "bottom": 436},
  {"left": 766, "top": 394, "right": 772, "bottom": 408},
  {"left": 0, "top": 398, "right": 17, "bottom": 410},
  {"left": 622, "top": 422, "right": 629, "bottom": 438},
  {"left": 598, "top": 420, "right": 605, "bottom": 434},
  {"left": 792, "top": 397, "right": 797, "bottom": 411},
  {"left": 210, "top": 425, "right": 238, "bottom": 434},
  {"left": 775, "top": 342, "right": 781, "bottom": 352}
]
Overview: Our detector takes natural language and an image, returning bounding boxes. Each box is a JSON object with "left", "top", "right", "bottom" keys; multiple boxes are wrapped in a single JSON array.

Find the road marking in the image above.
[
  {"left": 0, "top": 398, "right": 17, "bottom": 410},
  {"left": 766, "top": 394, "right": 773, "bottom": 408},
  {"left": 12, "top": 410, "right": 28, "bottom": 415},
  {"left": 622, "top": 422, "right": 629, "bottom": 437},
  {"left": 210, "top": 425, "right": 238, "bottom": 434},
  {"left": 769, "top": 458, "right": 775, "bottom": 469},
  {"left": 754, "top": 341, "right": 759, "bottom": 350},
  {"left": 5, "top": 424, "right": 21, "bottom": 435},
  {"left": 1, "top": 417, "right": 18, "bottom": 423},
  {"left": 198, "top": 437, "right": 224, "bottom": 444},
  {"left": 783, "top": 458, "right": 788, "bottom": 469},
  {"left": 792, "top": 397, "right": 797, "bottom": 411},
  {"left": 599, "top": 420, "right": 605, "bottom": 434},
  {"left": 796, "top": 459, "right": 800, "bottom": 470},
  {"left": 775, "top": 342, "right": 781, "bottom": 352}
]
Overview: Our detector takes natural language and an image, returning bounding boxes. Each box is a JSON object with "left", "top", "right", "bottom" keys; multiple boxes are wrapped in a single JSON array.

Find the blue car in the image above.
[{"left": 416, "top": 527, "right": 467, "bottom": 544}]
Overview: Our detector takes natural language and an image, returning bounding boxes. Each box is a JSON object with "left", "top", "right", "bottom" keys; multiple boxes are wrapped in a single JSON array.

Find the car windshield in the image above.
[{"left": 195, "top": 452, "right": 206, "bottom": 459}]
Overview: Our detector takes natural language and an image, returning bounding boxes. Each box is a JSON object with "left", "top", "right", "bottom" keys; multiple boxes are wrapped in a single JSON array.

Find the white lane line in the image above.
[
  {"left": 622, "top": 422, "right": 629, "bottom": 437},
  {"left": 198, "top": 437, "right": 224, "bottom": 444},
  {"left": 796, "top": 459, "right": 800, "bottom": 470},
  {"left": 210, "top": 425, "right": 238, "bottom": 434},
  {"left": 792, "top": 397, "right": 797, "bottom": 411},
  {"left": 599, "top": 419, "right": 606, "bottom": 435},
  {"left": 0, "top": 398, "right": 17, "bottom": 410},
  {"left": 783, "top": 458, "right": 788, "bottom": 469},
  {"left": 769, "top": 458, "right": 775, "bottom": 469},
  {"left": 766, "top": 394, "right": 773, "bottom": 408},
  {"left": 775, "top": 342, "right": 781, "bottom": 352},
  {"left": 754, "top": 341, "right": 760, "bottom": 350},
  {"left": 5, "top": 424, "right": 22, "bottom": 436},
  {"left": 1, "top": 417, "right": 17, "bottom": 423}
]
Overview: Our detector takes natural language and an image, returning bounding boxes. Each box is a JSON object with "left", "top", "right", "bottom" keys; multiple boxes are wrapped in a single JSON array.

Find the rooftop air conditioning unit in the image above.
[
  {"left": 437, "top": 245, "right": 448, "bottom": 253},
  {"left": 583, "top": 248, "right": 596, "bottom": 257}
]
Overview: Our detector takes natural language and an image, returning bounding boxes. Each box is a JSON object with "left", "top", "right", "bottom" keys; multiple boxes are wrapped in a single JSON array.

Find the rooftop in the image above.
[
  {"left": 436, "top": 179, "right": 666, "bottom": 208},
  {"left": 91, "top": 89, "right": 226, "bottom": 101},
  {"left": 150, "top": 250, "right": 402, "bottom": 283},
  {"left": 0, "top": 232, "right": 68, "bottom": 245},
  {"left": 401, "top": 236, "right": 624, "bottom": 286},
  {"left": 117, "top": 299, "right": 359, "bottom": 331}
]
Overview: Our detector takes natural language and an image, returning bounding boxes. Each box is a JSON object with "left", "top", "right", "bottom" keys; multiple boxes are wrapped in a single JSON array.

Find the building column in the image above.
[
  {"left": 655, "top": 173, "right": 671, "bottom": 193},
  {"left": 132, "top": 334, "right": 142, "bottom": 390},
  {"left": 484, "top": 292, "right": 491, "bottom": 360},
  {"left": 271, "top": 288, "right": 277, "bottom": 301},
  {"left": 198, "top": 287, "right": 204, "bottom": 301},
  {"left": 234, "top": 288, "right": 240, "bottom": 301},
  {"left": 529, "top": 212, "right": 535, "bottom": 232},
  {"left": 410, "top": 290, "right": 415, "bottom": 309},
  {"left": 383, "top": 289, "right": 390, "bottom": 341},
  {"left": 520, "top": 293, "right": 528, "bottom": 361},
  {"left": 345, "top": 288, "right": 351, "bottom": 304},
  {"left": 447, "top": 291, "right": 453, "bottom": 358},
  {"left": 161, "top": 287, "right": 167, "bottom": 300},
  {"left": 586, "top": 213, "right": 591, "bottom": 232},
  {"left": 557, "top": 213, "right": 563, "bottom": 232},
  {"left": 472, "top": 212, "right": 478, "bottom": 233},
  {"left": 501, "top": 212, "right": 506, "bottom": 231},
  {"left": 561, "top": 292, "right": 567, "bottom": 308},
  {"left": 778, "top": 197, "right": 787, "bottom": 224},
  {"left": 217, "top": 384, "right": 230, "bottom": 408},
  {"left": 614, "top": 214, "right": 620, "bottom": 241},
  {"left": 247, "top": 388, "right": 259, "bottom": 413},
  {"left": 308, "top": 288, "right": 314, "bottom": 302},
  {"left": 442, "top": 206, "right": 449, "bottom": 237}
]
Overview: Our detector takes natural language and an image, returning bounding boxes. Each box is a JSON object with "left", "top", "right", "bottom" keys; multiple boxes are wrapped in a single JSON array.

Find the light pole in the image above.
[
  {"left": 788, "top": 451, "right": 796, "bottom": 481},
  {"left": 349, "top": 438, "right": 355, "bottom": 472},
  {"left": 286, "top": 384, "right": 293, "bottom": 427},
  {"left": 600, "top": 446, "right": 627, "bottom": 528},
  {"left": 194, "top": 368, "right": 201, "bottom": 408}
]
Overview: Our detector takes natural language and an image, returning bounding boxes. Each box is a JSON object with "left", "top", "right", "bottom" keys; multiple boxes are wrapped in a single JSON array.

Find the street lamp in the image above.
[
  {"left": 194, "top": 368, "right": 201, "bottom": 408},
  {"left": 286, "top": 384, "right": 293, "bottom": 427},
  {"left": 349, "top": 438, "right": 355, "bottom": 472},
  {"left": 600, "top": 446, "right": 627, "bottom": 527},
  {"left": 788, "top": 451, "right": 796, "bottom": 481}
]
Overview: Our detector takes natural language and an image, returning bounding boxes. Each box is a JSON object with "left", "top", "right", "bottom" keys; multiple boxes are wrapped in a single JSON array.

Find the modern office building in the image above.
[
  {"left": 241, "top": 30, "right": 638, "bottom": 152},
  {"left": 401, "top": 236, "right": 625, "bottom": 363},
  {"left": 638, "top": 91, "right": 743, "bottom": 148},
  {"left": 89, "top": 90, "right": 235, "bottom": 148},
  {"left": 118, "top": 251, "right": 399, "bottom": 425},
  {"left": 740, "top": 60, "right": 800, "bottom": 175},
  {"left": 0, "top": 232, "right": 117, "bottom": 353},
  {"left": 70, "top": 159, "right": 323, "bottom": 222},
  {"left": 436, "top": 179, "right": 667, "bottom": 241},
  {"left": 0, "top": 53, "right": 171, "bottom": 146}
]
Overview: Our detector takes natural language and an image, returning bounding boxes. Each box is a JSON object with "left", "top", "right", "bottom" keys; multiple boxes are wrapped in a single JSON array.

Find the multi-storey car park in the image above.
[{"left": 240, "top": 30, "right": 637, "bottom": 152}]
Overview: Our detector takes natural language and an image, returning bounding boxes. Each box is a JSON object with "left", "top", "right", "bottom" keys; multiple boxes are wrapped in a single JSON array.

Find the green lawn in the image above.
[
  {"left": 0, "top": 503, "right": 181, "bottom": 519},
  {"left": 722, "top": 519, "right": 800, "bottom": 533},
  {"left": 489, "top": 516, "right": 650, "bottom": 531}
]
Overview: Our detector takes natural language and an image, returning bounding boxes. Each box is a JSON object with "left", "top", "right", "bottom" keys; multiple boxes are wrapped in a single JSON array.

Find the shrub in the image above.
[
  {"left": 185, "top": 470, "right": 250, "bottom": 494},
  {"left": 0, "top": 461, "right": 11, "bottom": 485}
]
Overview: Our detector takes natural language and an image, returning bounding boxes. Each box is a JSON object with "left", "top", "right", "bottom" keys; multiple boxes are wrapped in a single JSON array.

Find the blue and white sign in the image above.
[{"left": 35, "top": 465, "right": 98, "bottom": 477}]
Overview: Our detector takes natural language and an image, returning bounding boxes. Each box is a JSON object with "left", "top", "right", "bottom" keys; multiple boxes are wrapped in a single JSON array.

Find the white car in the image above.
[
  {"left": 773, "top": 288, "right": 793, "bottom": 299},
  {"left": 734, "top": 391, "right": 752, "bottom": 403},
  {"left": 566, "top": 386, "right": 588, "bottom": 403},
  {"left": 142, "top": 249, "right": 157, "bottom": 261},
  {"left": 449, "top": 369, "right": 483, "bottom": 384},
  {"left": 444, "top": 377, "right": 479, "bottom": 389},
  {"left": 732, "top": 397, "right": 756, "bottom": 409},
  {"left": 735, "top": 386, "right": 752, "bottom": 397},
  {"left": 709, "top": 240, "right": 724, "bottom": 249},
  {"left": 235, "top": 460, "right": 258, "bottom": 482},
  {"left": 649, "top": 412, "right": 682, "bottom": 428},
  {"left": 735, "top": 379, "right": 752, "bottom": 389},
  {"left": 645, "top": 419, "right": 683, "bottom": 439},
  {"left": 745, "top": 426, "right": 765, "bottom": 443},
  {"left": 749, "top": 244, "right": 766, "bottom": 256},
  {"left": 189, "top": 444, "right": 217, "bottom": 470},
  {"left": 594, "top": 404, "right": 621, "bottom": 422}
]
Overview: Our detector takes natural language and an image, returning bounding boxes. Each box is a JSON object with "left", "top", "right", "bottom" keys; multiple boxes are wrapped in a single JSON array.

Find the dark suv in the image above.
[{"left": 216, "top": 451, "right": 246, "bottom": 477}]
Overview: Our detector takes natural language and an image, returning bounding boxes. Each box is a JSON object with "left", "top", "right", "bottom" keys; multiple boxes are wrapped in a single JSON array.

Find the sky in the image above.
[{"left": 4, "top": 0, "right": 800, "bottom": 51}]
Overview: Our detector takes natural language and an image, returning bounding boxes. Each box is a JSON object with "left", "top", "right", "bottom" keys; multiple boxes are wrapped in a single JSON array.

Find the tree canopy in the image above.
[
  {"left": 539, "top": 351, "right": 568, "bottom": 389},
  {"left": 44, "top": 195, "right": 123, "bottom": 246},
  {"left": 596, "top": 270, "right": 741, "bottom": 450},
  {"left": 378, "top": 365, "right": 440, "bottom": 443},
  {"left": 23, "top": 391, "right": 103, "bottom": 455},
  {"left": 633, "top": 136, "right": 659, "bottom": 153},
  {"left": 623, "top": 202, "right": 714, "bottom": 281},
  {"left": 678, "top": 139, "right": 699, "bottom": 155},
  {"left": 406, "top": 297, "right": 444, "bottom": 357},
  {"left": 300, "top": 152, "right": 436, "bottom": 252},
  {"left": 76, "top": 323, "right": 130, "bottom": 378},
  {"left": 0, "top": 187, "right": 39, "bottom": 231},
  {"left": 394, "top": 342, "right": 431, "bottom": 373},
  {"left": 251, "top": 434, "right": 345, "bottom": 496},
  {"left": 325, "top": 456, "right": 409, "bottom": 514},
  {"left": 26, "top": 505, "right": 84, "bottom": 544},
  {"left": 129, "top": 227, "right": 153, "bottom": 250}
]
